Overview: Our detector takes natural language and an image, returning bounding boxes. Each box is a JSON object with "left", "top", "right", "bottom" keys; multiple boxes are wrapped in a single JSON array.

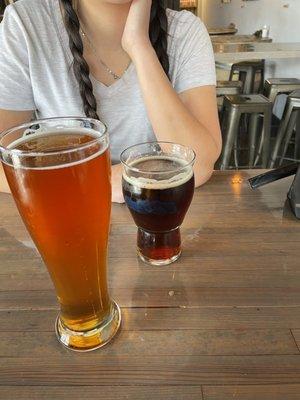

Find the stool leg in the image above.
[
  {"left": 295, "top": 111, "right": 300, "bottom": 161},
  {"left": 263, "top": 83, "right": 269, "bottom": 98},
  {"left": 239, "top": 71, "right": 247, "bottom": 94},
  {"left": 269, "top": 101, "right": 293, "bottom": 168},
  {"left": 259, "top": 62, "right": 265, "bottom": 94},
  {"left": 244, "top": 70, "right": 254, "bottom": 94},
  {"left": 268, "top": 87, "right": 278, "bottom": 106},
  {"left": 254, "top": 119, "right": 264, "bottom": 167},
  {"left": 220, "top": 108, "right": 241, "bottom": 170},
  {"left": 234, "top": 131, "right": 239, "bottom": 168},
  {"left": 278, "top": 110, "right": 298, "bottom": 166},
  {"left": 262, "top": 108, "right": 272, "bottom": 168},
  {"left": 252, "top": 69, "right": 258, "bottom": 93},
  {"left": 249, "top": 113, "right": 260, "bottom": 167},
  {"left": 229, "top": 66, "right": 235, "bottom": 81}
]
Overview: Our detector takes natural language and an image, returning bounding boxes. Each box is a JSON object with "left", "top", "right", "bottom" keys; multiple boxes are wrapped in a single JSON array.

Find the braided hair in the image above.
[{"left": 61, "top": 0, "right": 169, "bottom": 120}]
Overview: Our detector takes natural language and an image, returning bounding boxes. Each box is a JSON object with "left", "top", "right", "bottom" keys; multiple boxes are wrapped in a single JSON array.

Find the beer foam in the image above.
[
  {"left": 2, "top": 128, "right": 108, "bottom": 170},
  {"left": 123, "top": 156, "right": 194, "bottom": 189}
]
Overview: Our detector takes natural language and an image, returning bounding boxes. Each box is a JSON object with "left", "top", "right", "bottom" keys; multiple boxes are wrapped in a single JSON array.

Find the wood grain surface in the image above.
[{"left": 1, "top": 170, "right": 299, "bottom": 399}]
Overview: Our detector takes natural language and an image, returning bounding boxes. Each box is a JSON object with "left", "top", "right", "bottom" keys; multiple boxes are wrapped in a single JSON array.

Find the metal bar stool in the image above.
[
  {"left": 229, "top": 60, "right": 265, "bottom": 94},
  {"left": 254, "top": 79, "right": 300, "bottom": 166},
  {"left": 269, "top": 90, "right": 300, "bottom": 168},
  {"left": 220, "top": 94, "right": 272, "bottom": 170},
  {"left": 216, "top": 81, "right": 242, "bottom": 113},
  {"left": 263, "top": 78, "right": 300, "bottom": 105}
]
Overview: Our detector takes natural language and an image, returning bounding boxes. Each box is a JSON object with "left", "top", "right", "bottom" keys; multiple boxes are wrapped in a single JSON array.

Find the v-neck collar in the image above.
[
  {"left": 90, "top": 62, "right": 135, "bottom": 96},
  {"left": 50, "top": 0, "right": 135, "bottom": 97}
]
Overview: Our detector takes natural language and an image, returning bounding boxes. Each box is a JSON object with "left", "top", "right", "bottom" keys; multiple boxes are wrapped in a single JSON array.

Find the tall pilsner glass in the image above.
[{"left": 0, "top": 117, "right": 121, "bottom": 351}]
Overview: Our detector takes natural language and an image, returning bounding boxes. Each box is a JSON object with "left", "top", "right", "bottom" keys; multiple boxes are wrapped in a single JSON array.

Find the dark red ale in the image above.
[{"left": 122, "top": 156, "right": 194, "bottom": 263}]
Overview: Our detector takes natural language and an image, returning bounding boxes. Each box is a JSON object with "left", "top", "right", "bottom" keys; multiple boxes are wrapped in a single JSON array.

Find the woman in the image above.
[{"left": 0, "top": 0, "right": 221, "bottom": 202}]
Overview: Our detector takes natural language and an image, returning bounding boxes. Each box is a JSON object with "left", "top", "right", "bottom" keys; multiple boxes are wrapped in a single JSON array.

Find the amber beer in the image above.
[
  {"left": 0, "top": 118, "right": 121, "bottom": 351},
  {"left": 121, "top": 143, "right": 195, "bottom": 265}
]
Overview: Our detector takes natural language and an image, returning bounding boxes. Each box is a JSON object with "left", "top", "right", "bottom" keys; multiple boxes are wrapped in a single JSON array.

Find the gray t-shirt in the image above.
[{"left": 0, "top": 0, "right": 216, "bottom": 163}]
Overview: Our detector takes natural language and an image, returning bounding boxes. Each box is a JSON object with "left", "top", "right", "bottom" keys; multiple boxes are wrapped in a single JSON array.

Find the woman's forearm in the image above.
[
  {"left": 111, "top": 163, "right": 124, "bottom": 203},
  {"left": 131, "top": 43, "right": 220, "bottom": 186},
  {"left": 0, "top": 163, "right": 10, "bottom": 193}
]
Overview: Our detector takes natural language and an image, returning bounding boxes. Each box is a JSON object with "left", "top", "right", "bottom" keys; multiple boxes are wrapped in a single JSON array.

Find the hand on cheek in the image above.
[{"left": 122, "top": 0, "right": 152, "bottom": 57}]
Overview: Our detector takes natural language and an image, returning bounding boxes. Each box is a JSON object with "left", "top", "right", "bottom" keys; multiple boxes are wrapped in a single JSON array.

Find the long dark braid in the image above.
[
  {"left": 61, "top": 0, "right": 99, "bottom": 119},
  {"left": 61, "top": 0, "right": 169, "bottom": 120},
  {"left": 150, "top": 1, "right": 169, "bottom": 76}
]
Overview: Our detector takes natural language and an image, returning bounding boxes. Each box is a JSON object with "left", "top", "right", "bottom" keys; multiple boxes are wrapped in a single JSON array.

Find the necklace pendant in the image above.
[{"left": 80, "top": 26, "right": 121, "bottom": 81}]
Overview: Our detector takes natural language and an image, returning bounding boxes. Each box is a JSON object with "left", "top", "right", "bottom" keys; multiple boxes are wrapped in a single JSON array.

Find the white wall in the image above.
[{"left": 202, "top": 0, "right": 300, "bottom": 79}]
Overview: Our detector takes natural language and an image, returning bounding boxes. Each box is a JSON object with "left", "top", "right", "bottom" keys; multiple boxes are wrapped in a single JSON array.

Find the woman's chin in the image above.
[{"left": 102, "top": 0, "right": 133, "bottom": 4}]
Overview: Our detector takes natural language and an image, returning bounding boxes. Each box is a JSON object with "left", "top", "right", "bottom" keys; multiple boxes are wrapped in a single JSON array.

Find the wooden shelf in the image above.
[
  {"left": 180, "top": 0, "right": 197, "bottom": 7},
  {"left": 180, "top": 0, "right": 198, "bottom": 14}
]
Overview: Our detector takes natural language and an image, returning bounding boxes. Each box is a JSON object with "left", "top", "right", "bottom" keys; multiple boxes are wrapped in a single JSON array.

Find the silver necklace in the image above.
[{"left": 79, "top": 27, "right": 129, "bottom": 81}]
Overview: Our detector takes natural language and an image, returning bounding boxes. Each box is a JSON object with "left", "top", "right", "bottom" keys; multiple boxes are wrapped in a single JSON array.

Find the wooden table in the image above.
[
  {"left": 214, "top": 42, "right": 300, "bottom": 63},
  {"left": 1, "top": 170, "right": 300, "bottom": 399}
]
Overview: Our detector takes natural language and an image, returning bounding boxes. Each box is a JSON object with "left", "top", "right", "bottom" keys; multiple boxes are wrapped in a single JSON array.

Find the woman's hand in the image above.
[
  {"left": 111, "top": 164, "right": 125, "bottom": 204},
  {"left": 121, "top": 0, "right": 152, "bottom": 58}
]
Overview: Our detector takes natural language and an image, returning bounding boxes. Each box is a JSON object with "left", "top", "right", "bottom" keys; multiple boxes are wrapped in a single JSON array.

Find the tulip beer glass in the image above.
[{"left": 121, "top": 142, "right": 195, "bottom": 266}]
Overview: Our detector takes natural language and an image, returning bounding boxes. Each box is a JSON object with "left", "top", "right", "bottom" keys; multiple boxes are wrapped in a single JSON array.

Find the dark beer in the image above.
[{"left": 122, "top": 156, "right": 194, "bottom": 263}]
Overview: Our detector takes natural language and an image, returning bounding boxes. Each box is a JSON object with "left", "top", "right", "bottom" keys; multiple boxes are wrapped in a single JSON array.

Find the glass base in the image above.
[
  {"left": 138, "top": 249, "right": 181, "bottom": 266},
  {"left": 55, "top": 300, "right": 121, "bottom": 352},
  {"left": 137, "top": 227, "right": 181, "bottom": 266}
]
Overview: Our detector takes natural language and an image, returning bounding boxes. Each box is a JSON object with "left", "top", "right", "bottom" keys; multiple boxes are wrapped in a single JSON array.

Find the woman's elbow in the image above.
[
  {"left": 194, "top": 163, "right": 214, "bottom": 188},
  {"left": 193, "top": 139, "right": 221, "bottom": 188}
]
